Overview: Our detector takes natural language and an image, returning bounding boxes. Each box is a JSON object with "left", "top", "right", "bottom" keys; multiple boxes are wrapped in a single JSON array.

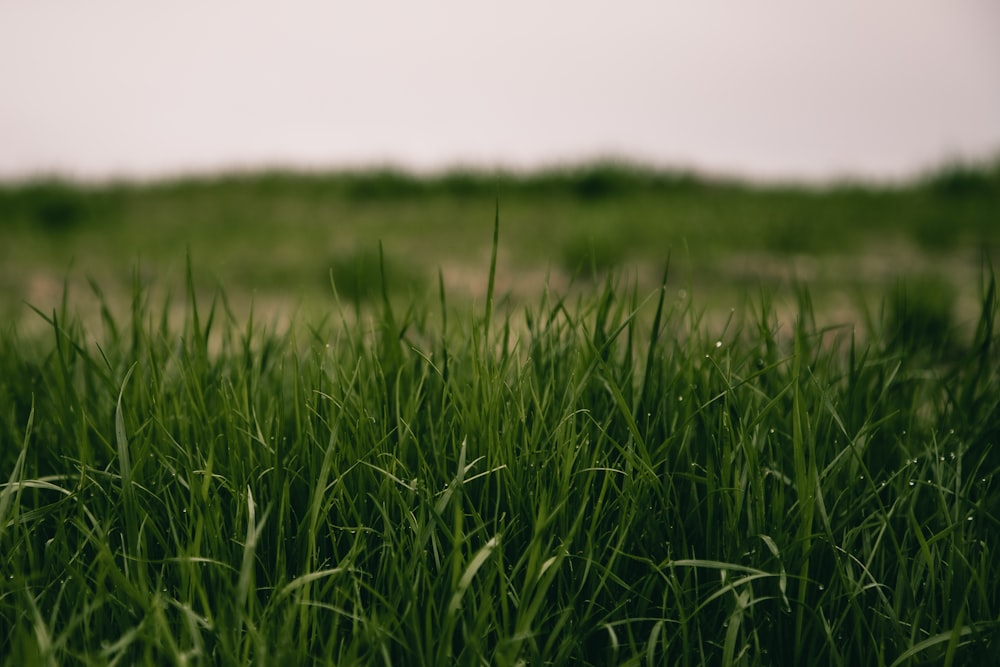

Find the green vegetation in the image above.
[
  {"left": 1, "top": 162, "right": 999, "bottom": 664},
  {"left": 2, "top": 208, "right": 999, "bottom": 663},
  {"left": 2, "top": 159, "right": 998, "bottom": 328}
]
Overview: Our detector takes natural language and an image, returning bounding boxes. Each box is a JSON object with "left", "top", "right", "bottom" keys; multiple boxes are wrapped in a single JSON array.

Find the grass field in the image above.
[
  {"left": 1, "top": 163, "right": 999, "bottom": 664},
  {"left": 2, "top": 160, "right": 999, "bottom": 328}
]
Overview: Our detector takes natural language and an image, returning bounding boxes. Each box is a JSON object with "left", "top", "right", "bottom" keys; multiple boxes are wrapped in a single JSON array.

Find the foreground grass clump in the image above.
[{"left": 1, "top": 257, "right": 999, "bottom": 666}]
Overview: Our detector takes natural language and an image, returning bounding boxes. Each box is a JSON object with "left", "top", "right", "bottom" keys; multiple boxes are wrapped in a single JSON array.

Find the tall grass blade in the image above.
[
  {"left": 447, "top": 534, "right": 500, "bottom": 615},
  {"left": 0, "top": 398, "right": 33, "bottom": 534},
  {"left": 484, "top": 199, "right": 500, "bottom": 342}
]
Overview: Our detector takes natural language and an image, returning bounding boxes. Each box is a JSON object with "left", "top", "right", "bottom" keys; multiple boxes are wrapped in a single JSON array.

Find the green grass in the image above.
[
  {"left": 1, "top": 212, "right": 998, "bottom": 665},
  {"left": 2, "top": 159, "right": 998, "bottom": 328}
]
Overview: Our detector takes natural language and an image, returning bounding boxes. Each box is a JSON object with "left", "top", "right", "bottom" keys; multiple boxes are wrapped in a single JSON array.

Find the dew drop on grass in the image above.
[
  {"left": 909, "top": 481, "right": 916, "bottom": 487},
  {"left": 715, "top": 340, "right": 722, "bottom": 348}
]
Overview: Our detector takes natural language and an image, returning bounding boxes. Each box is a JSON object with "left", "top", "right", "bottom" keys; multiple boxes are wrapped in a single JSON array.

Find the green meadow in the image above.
[
  {"left": 2, "top": 160, "right": 998, "bottom": 326},
  {"left": 1, "top": 162, "right": 999, "bottom": 665}
]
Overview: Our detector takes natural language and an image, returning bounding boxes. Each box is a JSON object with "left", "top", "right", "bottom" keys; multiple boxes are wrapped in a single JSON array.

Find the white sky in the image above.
[{"left": 2, "top": 1, "right": 999, "bottom": 182}]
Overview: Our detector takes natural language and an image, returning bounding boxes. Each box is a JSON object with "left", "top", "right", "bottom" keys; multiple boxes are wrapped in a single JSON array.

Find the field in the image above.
[
  {"left": 2, "top": 161, "right": 999, "bottom": 328},
  {"left": 1, "top": 162, "right": 999, "bottom": 665}
]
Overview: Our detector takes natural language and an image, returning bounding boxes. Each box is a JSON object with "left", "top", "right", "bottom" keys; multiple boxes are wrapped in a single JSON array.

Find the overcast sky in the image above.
[{"left": 2, "top": 1, "right": 999, "bottom": 182}]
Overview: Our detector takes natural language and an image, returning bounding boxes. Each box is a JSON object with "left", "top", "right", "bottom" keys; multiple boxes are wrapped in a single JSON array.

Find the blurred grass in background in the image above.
[{"left": 2, "top": 159, "right": 998, "bottom": 334}]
